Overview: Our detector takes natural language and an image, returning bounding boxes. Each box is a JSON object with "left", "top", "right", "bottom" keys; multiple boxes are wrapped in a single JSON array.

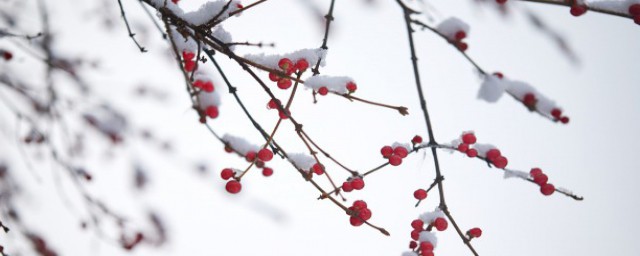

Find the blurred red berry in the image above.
[
  {"left": 413, "top": 189, "right": 427, "bottom": 200},
  {"left": 225, "top": 180, "right": 242, "bottom": 194},
  {"left": 540, "top": 183, "right": 555, "bottom": 196},
  {"left": 258, "top": 148, "right": 274, "bottom": 162},
  {"left": 221, "top": 168, "right": 234, "bottom": 180}
]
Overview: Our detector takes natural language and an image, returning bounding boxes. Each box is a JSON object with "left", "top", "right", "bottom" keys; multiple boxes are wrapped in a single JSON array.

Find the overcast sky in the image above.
[{"left": 1, "top": 0, "right": 640, "bottom": 255}]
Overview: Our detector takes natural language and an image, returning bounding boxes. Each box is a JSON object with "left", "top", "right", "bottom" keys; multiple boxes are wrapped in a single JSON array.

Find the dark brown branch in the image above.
[{"left": 116, "top": 0, "right": 147, "bottom": 52}]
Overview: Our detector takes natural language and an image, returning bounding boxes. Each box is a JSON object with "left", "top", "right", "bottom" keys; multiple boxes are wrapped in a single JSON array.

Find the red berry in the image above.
[
  {"left": 457, "top": 143, "right": 469, "bottom": 153},
  {"left": 350, "top": 216, "right": 364, "bottom": 226},
  {"left": 461, "top": 132, "right": 477, "bottom": 144},
  {"left": 389, "top": 155, "right": 403, "bottom": 166},
  {"left": 202, "top": 81, "right": 214, "bottom": 92},
  {"left": 278, "top": 58, "right": 293, "bottom": 71},
  {"left": 182, "top": 51, "right": 195, "bottom": 60},
  {"left": 346, "top": 82, "right": 357, "bottom": 93},
  {"left": 485, "top": 149, "right": 501, "bottom": 161},
  {"left": 468, "top": 227, "right": 483, "bottom": 238},
  {"left": 454, "top": 30, "right": 466, "bottom": 41},
  {"left": 394, "top": 146, "right": 409, "bottom": 158},
  {"left": 560, "top": 116, "right": 570, "bottom": 124},
  {"left": 411, "top": 219, "right": 424, "bottom": 230},
  {"left": 257, "top": 148, "right": 273, "bottom": 162},
  {"left": 413, "top": 189, "right": 427, "bottom": 200},
  {"left": 635, "top": 15, "right": 640, "bottom": 25},
  {"left": 220, "top": 168, "right": 234, "bottom": 180},
  {"left": 267, "top": 99, "right": 279, "bottom": 109},
  {"left": 236, "top": 3, "right": 243, "bottom": 9},
  {"left": 295, "top": 59, "right": 309, "bottom": 72},
  {"left": 245, "top": 151, "right": 257, "bottom": 162},
  {"left": 255, "top": 160, "right": 265, "bottom": 168},
  {"left": 433, "top": 217, "right": 448, "bottom": 231},
  {"left": 493, "top": 72, "right": 504, "bottom": 79},
  {"left": 205, "top": 106, "right": 219, "bottom": 119},
  {"left": 421, "top": 249, "right": 434, "bottom": 256},
  {"left": 317, "top": 86, "right": 329, "bottom": 96},
  {"left": 262, "top": 167, "right": 273, "bottom": 177},
  {"left": 380, "top": 146, "right": 393, "bottom": 157},
  {"left": 551, "top": 108, "right": 562, "bottom": 118},
  {"left": 353, "top": 200, "right": 368, "bottom": 210},
  {"left": 3, "top": 51, "right": 13, "bottom": 60},
  {"left": 277, "top": 78, "right": 292, "bottom": 89},
  {"left": 457, "top": 41, "right": 468, "bottom": 51},
  {"left": 630, "top": 4, "right": 640, "bottom": 16},
  {"left": 358, "top": 208, "right": 372, "bottom": 221},
  {"left": 540, "top": 183, "right": 555, "bottom": 196},
  {"left": 184, "top": 60, "right": 196, "bottom": 72},
  {"left": 410, "top": 229, "right": 420, "bottom": 240},
  {"left": 278, "top": 109, "right": 289, "bottom": 119},
  {"left": 523, "top": 93, "right": 537, "bottom": 109},
  {"left": 492, "top": 156, "right": 508, "bottom": 169},
  {"left": 466, "top": 148, "right": 478, "bottom": 158},
  {"left": 409, "top": 241, "right": 418, "bottom": 249},
  {"left": 496, "top": 0, "right": 507, "bottom": 4},
  {"left": 171, "top": 0, "right": 179, "bottom": 4},
  {"left": 342, "top": 181, "right": 353, "bottom": 192},
  {"left": 312, "top": 163, "right": 324, "bottom": 175},
  {"left": 351, "top": 178, "right": 365, "bottom": 190},
  {"left": 570, "top": 5, "right": 587, "bottom": 16},
  {"left": 225, "top": 180, "right": 242, "bottom": 194},
  {"left": 224, "top": 145, "right": 234, "bottom": 153},
  {"left": 412, "top": 135, "right": 423, "bottom": 144},
  {"left": 268, "top": 72, "right": 280, "bottom": 82},
  {"left": 530, "top": 167, "right": 543, "bottom": 177},
  {"left": 419, "top": 241, "right": 434, "bottom": 251},
  {"left": 533, "top": 173, "right": 549, "bottom": 185}
]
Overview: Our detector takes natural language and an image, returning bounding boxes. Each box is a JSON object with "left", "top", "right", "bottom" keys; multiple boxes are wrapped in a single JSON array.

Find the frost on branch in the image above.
[
  {"left": 288, "top": 153, "right": 316, "bottom": 173},
  {"left": 198, "top": 89, "right": 221, "bottom": 119},
  {"left": 304, "top": 75, "right": 356, "bottom": 95},
  {"left": 149, "top": 0, "right": 242, "bottom": 25},
  {"left": 244, "top": 48, "right": 328, "bottom": 71},
  {"left": 418, "top": 231, "right": 439, "bottom": 248},
  {"left": 477, "top": 75, "right": 508, "bottom": 103},
  {"left": 478, "top": 73, "right": 569, "bottom": 123},
  {"left": 221, "top": 134, "right": 259, "bottom": 156},
  {"left": 435, "top": 17, "right": 470, "bottom": 41},
  {"left": 418, "top": 208, "right": 445, "bottom": 227}
]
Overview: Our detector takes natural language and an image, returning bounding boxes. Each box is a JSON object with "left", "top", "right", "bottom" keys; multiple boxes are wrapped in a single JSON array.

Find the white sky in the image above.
[{"left": 1, "top": 0, "right": 640, "bottom": 256}]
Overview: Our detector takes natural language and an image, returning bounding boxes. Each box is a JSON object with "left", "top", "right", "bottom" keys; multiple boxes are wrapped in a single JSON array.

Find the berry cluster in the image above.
[
  {"left": 380, "top": 144, "right": 410, "bottom": 166},
  {"left": 266, "top": 98, "right": 289, "bottom": 119},
  {"left": 530, "top": 168, "right": 556, "bottom": 196},
  {"left": 452, "top": 29, "right": 468, "bottom": 52},
  {"left": 193, "top": 79, "right": 214, "bottom": 92},
  {"left": 408, "top": 216, "right": 447, "bottom": 256},
  {"left": 316, "top": 81, "right": 358, "bottom": 96},
  {"left": 182, "top": 51, "right": 196, "bottom": 72},
  {"left": 268, "top": 58, "right": 309, "bottom": 89},
  {"left": 550, "top": 107, "right": 570, "bottom": 124},
  {"left": 455, "top": 132, "right": 509, "bottom": 169},
  {"left": 631, "top": 4, "right": 640, "bottom": 25},
  {"left": 220, "top": 168, "right": 242, "bottom": 193},
  {"left": 347, "top": 200, "right": 372, "bottom": 227},
  {"left": 342, "top": 176, "right": 365, "bottom": 192},
  {"left": 220, "top": 140, "right": 276, "bottom": 194}
]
